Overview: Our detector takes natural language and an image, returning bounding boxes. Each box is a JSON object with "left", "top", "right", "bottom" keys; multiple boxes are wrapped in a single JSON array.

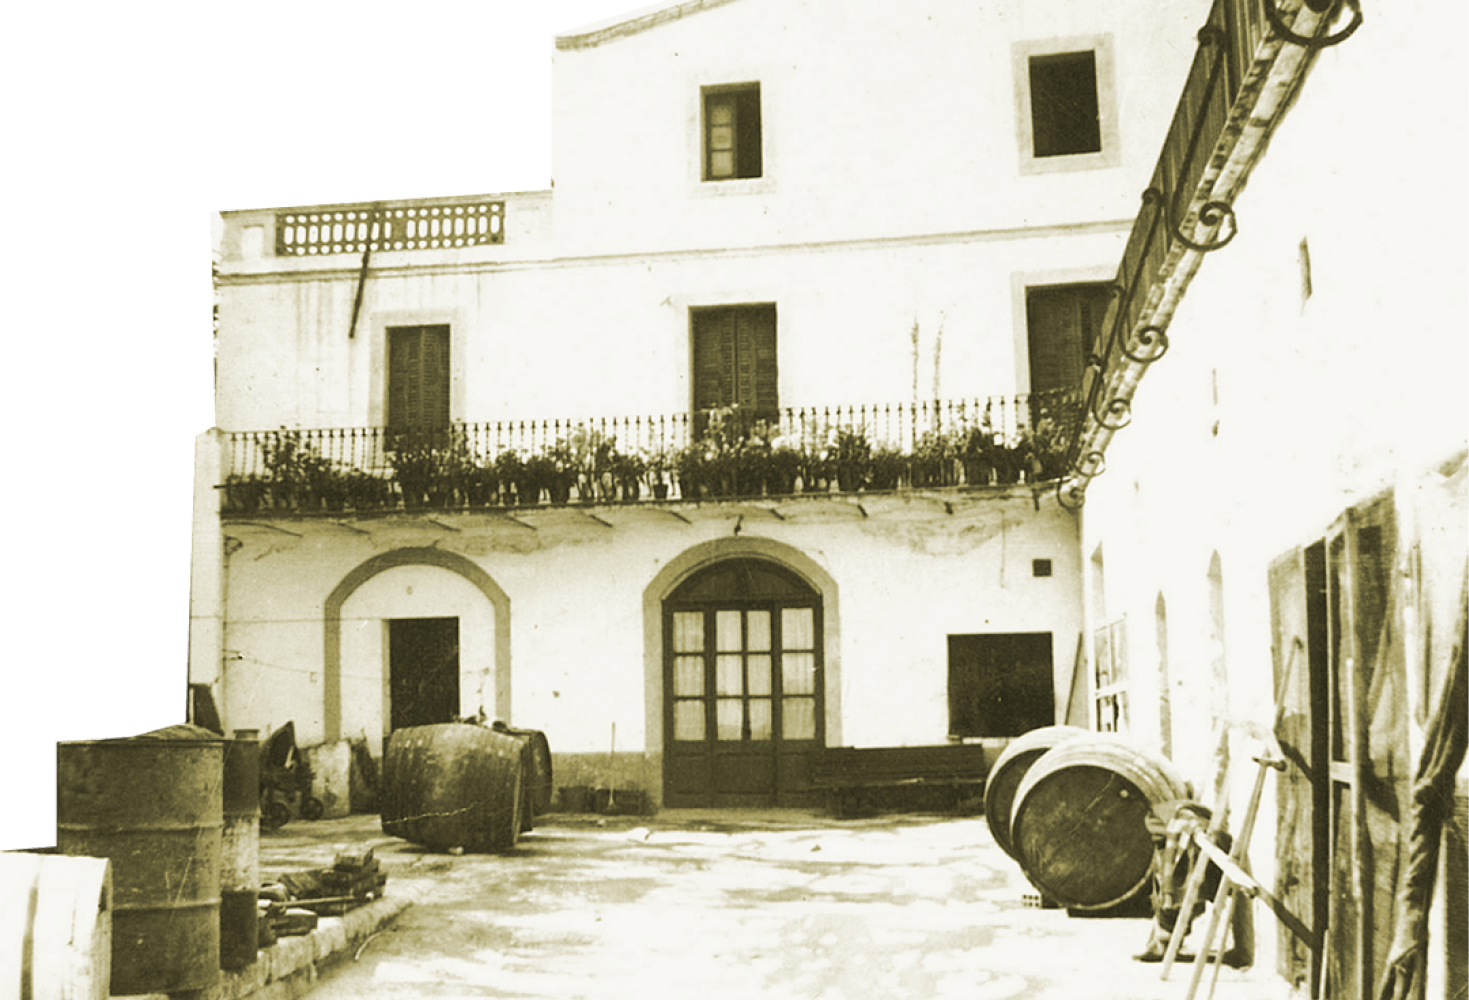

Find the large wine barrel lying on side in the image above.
[
  {"left": 983, "top": 725, "right": 1089, "bottom": 860},
  {"left": 500, "top": 727, "right": 553, "bottom": 832},
  {"left": 382, "top": 724, "right": 526, "bottom": 852},
  {"left": 1009, "top": 734, "right": 1190, "bottom": 911}
]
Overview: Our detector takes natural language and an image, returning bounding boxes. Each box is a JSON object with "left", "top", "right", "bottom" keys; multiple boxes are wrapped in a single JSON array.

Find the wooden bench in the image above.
[{"left": 809, "top": 744, "right": 992, "bottom": 817}]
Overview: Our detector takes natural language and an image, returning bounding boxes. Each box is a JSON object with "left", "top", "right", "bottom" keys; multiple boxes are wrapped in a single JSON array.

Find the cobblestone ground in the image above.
[{"left": 261, "top": 812, "right": 1287, "bottom": 1000}]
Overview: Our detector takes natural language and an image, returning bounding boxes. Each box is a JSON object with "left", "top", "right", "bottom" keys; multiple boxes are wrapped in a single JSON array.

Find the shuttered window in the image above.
[
  {"left": 703, "top": 84, "right": 762, "bottom": 181},
  {"left": 387, "top": 325, "right": 451, "bottom": 431},
  {"left": 1025, "top": 284, "right": 1113, "bottom": 395},
  {"left": 692, "top": 305, "right": 778, "bottom": 422}
]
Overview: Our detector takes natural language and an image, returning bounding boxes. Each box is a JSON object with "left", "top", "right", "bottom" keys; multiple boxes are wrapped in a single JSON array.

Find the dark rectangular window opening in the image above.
[
  {"left": 704, "top": 84, "right": 762, "bottom": 181},
  {"left": 948, "top": 633, "right": 1055, "bottom": 739},
  {"left": 1029, "top": 51, "right": 1101, "bottom": 158},
  {"left": 387, "top": 324, "right": 451, "bottom": 434},
  {"left": 1032, "top": 559, "right": 1053, "bottom": 578},
  {"left": 691, "top": 304, "right": 778, "bottom": 435}
]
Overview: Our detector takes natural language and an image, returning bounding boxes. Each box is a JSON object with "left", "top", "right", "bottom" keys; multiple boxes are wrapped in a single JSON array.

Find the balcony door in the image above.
[
  {"left": 664, "top": 559, "right": 822, "bottom": 808},
  {"left": 387, "top": 324, "right": 450, "bottom": 435},
  {"left": 691, "top": 305, "right": 777, "bottom": 432}
]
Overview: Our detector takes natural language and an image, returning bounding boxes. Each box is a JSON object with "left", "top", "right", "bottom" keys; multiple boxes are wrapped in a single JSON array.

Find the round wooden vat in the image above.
[
  {"left": 1009, "top": 734, "right": 1189, "bottom": 911},
  {"left": 983, "top": 725, "right": 1089, "bottom": 860},
  {"left": 0, "top": 852, "right": 112, "bottom": 1000},
  {"left": 381, "top": 724, "right": 525, "bottom": 852},
  {"left": 502, "top": 727, "right": 553, "bottom": 830},
  {"left": 57, "top": 736, "right": 223, "bottom": 995}
]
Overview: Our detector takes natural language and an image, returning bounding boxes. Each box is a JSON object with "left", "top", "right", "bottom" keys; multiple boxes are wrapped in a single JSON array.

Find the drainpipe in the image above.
[{"left": 1059, "top": 0, "right": 1362, "bottom": 509}]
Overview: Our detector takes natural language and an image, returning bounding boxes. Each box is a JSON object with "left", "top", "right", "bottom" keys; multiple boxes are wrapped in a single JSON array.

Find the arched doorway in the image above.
[{"left": 663, "top": 558, "right": 824, "bottom": 808}]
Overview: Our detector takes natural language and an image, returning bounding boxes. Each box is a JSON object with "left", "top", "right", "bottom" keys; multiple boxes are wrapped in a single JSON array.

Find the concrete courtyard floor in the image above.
[{"left": 260, "top": 810, "right": 1291, "bottom": 1000}]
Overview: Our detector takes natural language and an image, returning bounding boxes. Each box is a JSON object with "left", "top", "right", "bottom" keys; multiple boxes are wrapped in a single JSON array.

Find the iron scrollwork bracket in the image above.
[
  {"left": 1093, "top": 396, "right": 1133, "bottom": 431},
  {"left": 1265, "top": 0, "right": 1363, "bottom": 49},
  {"left": 1143, "top": 188, "right": 1238, "bottom": 254},
  {"left": 1121, "top": 325, "right": 1170, "bottom": 365},
  {"left": 1057, "top": 479, "right": 1087, "bottom": 511}
]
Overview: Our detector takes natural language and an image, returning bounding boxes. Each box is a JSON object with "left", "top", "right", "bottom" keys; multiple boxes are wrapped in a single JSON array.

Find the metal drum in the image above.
[
  {"left": 381, "top": 723, "right": 525, "bottom": 852},
  {"left": 57, "top": 730, "right": 224, "bottom": 995},
  {"left": 983, "top": 725, "right": 1089, "bottom": 860},
  {"left": 1009, "top": 733, "right": 1189, "bottom": 911}
]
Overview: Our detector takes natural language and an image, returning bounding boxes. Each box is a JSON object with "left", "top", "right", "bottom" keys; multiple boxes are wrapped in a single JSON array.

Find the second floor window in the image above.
[
  {"left": 692, "top": 304, "right": 778, "bottom": 428},
  {"left": 387, "top": 324, "right": 450, "bottom": 432},
  {"left": 703, "top": 84, "right": 762, "bottom": 181},
  {"left": 1026, "top": 283, "right": 1113, "bottom": 396}
]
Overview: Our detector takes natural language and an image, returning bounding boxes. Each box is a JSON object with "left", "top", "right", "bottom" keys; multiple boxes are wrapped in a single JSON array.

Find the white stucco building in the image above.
[{"left": 201, "top": 0, "right": 1466, "bottom": 994}]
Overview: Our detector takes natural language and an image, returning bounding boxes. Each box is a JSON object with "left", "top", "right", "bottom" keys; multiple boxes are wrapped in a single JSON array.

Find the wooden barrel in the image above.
[
  {"left": 1009, "top": 734, "right": 1189, "bottom": 911},
  {"left": 983, "top": 725, "right": 1089, "bottom": 860},
  {"left": 57, "top": 735, "right": 223, "bottom": 995},
  {"left": 381, "top": 724, "right": 525, "bottom": 852},
  {"left": 0, "top": 852, "right": 111, "bottom": 1000},
  {"left": 502, "top": 727, "right": 553, "bottom": 830}
]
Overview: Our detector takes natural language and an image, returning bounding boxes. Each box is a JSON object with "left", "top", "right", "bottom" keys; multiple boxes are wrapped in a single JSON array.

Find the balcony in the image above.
[{"left": 217, "top": 392, "right": 1079, "bottom": 517}]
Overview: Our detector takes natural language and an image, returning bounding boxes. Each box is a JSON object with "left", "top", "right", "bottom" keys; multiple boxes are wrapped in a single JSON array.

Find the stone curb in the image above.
[{"left": 112, "top": 895, "right": 412, "bottom": 1000}]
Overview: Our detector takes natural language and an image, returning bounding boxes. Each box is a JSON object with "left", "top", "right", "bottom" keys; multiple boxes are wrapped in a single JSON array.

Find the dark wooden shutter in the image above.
[
  {"left": 692, "top": 306, "right": 778, "bottom": 425},
  {"left": 693, "top": 309, "right": 736, "bottom": 413},
  {"left": 742, "top": 305, "right": 778, "bottom": 416},
  {"left": 387, "top": 325, "right": 450, "bottom": 431},
  {"left": 1026, "top": 285, "right": 1112, "bottom": 396}
]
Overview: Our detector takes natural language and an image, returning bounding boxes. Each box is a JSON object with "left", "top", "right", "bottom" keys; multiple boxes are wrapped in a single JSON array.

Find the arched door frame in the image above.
[
  {"left": 322, "top": 547, "right": 511, "bottom": 741},
  {"left": 642, "top": 538, "right": 841, "bottom": 756}
]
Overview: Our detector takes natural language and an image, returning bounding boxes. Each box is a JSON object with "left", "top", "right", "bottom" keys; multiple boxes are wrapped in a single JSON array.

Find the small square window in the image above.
[
  {"left": 1033, "top": 559, "right": 1053, "bottom": 578},
  {"left": 1028, "top": 51, "right": 1101, "bottom": 158},
  {"left": 703, "top": 84, "right": 762, "bottom": 181}
]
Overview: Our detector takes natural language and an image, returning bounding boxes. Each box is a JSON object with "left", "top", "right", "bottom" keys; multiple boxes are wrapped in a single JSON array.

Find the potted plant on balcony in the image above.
[
  {"left": 958, "top": 423, "right": 998, "bottom": 487},
  {"left": 868, "top": 445, "right": 906, "bottom": 491},
  {"left": 908, "top": 431, "right": 954, "bottom": 488},
  {"left": 389, "top": 431, "right": 442, "bottom": 509},
  {"left": 644, "top": 446, "right": 674, "bottom": 500},
  {"left": 611, "top": 448, "right": 648, "bottom": 501},
  {"left": 222, "top": 474, "right": 267, "bottom": 514},
  {"left": 765, "top": 441, "right": 803, "bottom": 496},
  {"left": 462, "top": 457, "right": 500, "bottom": 507},
  {"left": 495, "top": 450, "right": 532, "bottom": 505},
  {"left": 833, "top": 428, "right": 872, "bottom": 492},
  {"left": 544, "top": 439, "right": 577, "bottom": 504},
  {"left": 675, "top": 440, "right": 708, "bottom": 499},
  {"left": 345, "top": 470, "right": 392, "bottom": 511},
  {"left": 520, "top": 453, "right": 557, "bottom": 505}
]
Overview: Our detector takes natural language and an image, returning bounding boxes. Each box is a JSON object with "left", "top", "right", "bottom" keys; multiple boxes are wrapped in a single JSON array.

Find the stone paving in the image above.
[{"left": 258, "top": 810, "right": 1292, "bottom": 1000}]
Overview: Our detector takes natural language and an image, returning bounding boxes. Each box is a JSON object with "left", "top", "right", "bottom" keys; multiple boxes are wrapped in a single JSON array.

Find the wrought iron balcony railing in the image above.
[{"left": 218, "top": 392, "right": 1079, "bottom": 516}]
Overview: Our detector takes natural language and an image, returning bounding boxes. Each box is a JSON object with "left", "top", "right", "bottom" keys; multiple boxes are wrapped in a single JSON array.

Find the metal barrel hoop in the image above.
[
  {"left": 1265, "top": 0, "right": 1363, "bottom": 49},
  {"left": 1122, "top": 325, "right": 1170, "bottom": 364}
]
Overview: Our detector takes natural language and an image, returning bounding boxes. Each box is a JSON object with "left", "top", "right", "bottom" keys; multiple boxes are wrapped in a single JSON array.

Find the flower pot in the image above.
[{"left": 652, "top": 482, "right": 669, "bottom": 500}]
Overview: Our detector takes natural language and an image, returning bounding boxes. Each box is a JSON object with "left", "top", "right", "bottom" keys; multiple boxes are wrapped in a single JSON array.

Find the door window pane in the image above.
[
  {"left": 747, "top": 610, "right": 771, "bottom": 651},
  {"left": 715, "top": 654, "right": 743, "bottom": 695},
  {"left": 673, "top": 612, "right": 705, "bottom": 653},
  {"left": 783, "top": 652, "right": 816, "bottom": 695},
  {"left": 747, "top": 654, "right": 772, "bottom": 696},
  {"left": 782, "top": 607, "right": 814, "bottom": 649},
  {"left": 748, "top": 699, "right": 772, "bottom": 741},
  {"left": 674, "top": 701, "right": 705, "bottom": 741},
  {"left": 673, "top": 655, "right": 704, "bottom": 697},
  {"left": 716, "top": 610, "right": 743, "bottom": 652},
  {"left": 783, "top": 698, "right": 816, "bottom": 739},
  {"left": 716, "top": 699, "right": 743, "bottom": 740}
]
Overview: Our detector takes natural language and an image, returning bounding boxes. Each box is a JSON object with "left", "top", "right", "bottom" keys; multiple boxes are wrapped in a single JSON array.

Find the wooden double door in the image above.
[{"left": 663, "top": 559, "right": 823, "bottom": 808}]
